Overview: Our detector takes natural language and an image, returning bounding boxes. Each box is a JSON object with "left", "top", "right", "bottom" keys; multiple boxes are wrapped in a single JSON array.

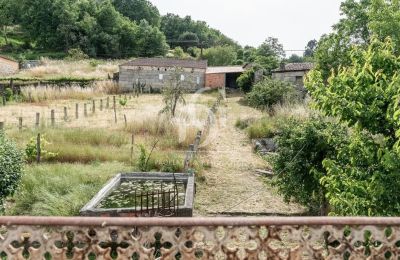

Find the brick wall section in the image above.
[
  {"left": 0, "top": 57, "right": 19, "bottom": 76},
  {"left": 205, "top": 73, "right": 225, "bottom": 88}
]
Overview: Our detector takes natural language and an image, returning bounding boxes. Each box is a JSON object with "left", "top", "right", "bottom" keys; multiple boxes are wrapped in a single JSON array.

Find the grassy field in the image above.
[{"left": 1, "top": 88, "right": 216, "bottom": 216}]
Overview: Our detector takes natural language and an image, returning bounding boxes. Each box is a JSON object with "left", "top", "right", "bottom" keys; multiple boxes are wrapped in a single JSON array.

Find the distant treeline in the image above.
[{"left": 0, "top": 0, "right": 238, "bottom": 58}]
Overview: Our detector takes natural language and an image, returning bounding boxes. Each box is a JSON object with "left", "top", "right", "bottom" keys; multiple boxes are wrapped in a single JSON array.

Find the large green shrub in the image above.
[
  {"left": 246, "top": 78, "right": 300, "bottom": 109},
  {"left": 270, "top": 117, "right": 348, "bottom": 215},
  {"left": 0, "top": 132, "right": 23, "bottom": 212}
]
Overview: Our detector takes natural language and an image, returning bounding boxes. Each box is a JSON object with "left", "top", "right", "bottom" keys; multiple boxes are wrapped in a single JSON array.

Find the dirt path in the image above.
[{"left": 194, "top": 97, "right": 305, "bottom": 216}]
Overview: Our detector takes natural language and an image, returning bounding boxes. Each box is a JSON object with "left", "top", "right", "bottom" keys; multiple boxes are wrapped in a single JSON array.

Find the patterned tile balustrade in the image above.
[{"left": 1, "top": 217, "right": 400, "bottom": 259}]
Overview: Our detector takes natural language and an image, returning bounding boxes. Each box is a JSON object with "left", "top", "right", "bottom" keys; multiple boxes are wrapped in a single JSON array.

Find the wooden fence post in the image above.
[
  {"left": 124, "top": 114, "right": 127, "bottom": 128},
  {"left": 184, "top": 144, "right": 195, "bottom": 171},
  {"left": 35, "top": 113, "right": 40, "bottom": 128},
  {"left": 100, "top": 99, "right": 103, "bottom": 111},
  {"left": 28, "top": 92, "right": 32, "bottom": 103},
  {"left": 64, "top": 107, "right": 68, "bottom": 121},
  {"left": 36, "top": 133, "right": 41, "bottom": 163},
  {"left": 18, "top": 117, "right": 22, "bottom": 131},
  {"left": 84, "top": 103, "right": 87, "bottom": 117},
  {"left": 51, "top": 109, "right": 55, "bottom": 126},
  {"left": 0, "top": 121, "right": 4, "bottom": 130},
  {"left": 92, "top": 100, "right": 95, "bottom": 113},
  {"left": 130, "top": 134, "right": 134, "bottom": 164},
  {"left": 75, "top": 103, "right": 79, "bottom": 119},
  {"left": 106, "top": 96, "right": 110, "bottom": 109},
  {"left": 113, "top": 96, "right": 117, "bottom": 123}
]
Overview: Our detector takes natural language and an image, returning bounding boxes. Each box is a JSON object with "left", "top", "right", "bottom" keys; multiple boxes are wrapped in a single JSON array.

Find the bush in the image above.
[
  {"left": 246, "top": 78, "right": 300, "bottom": 109},
  {"left": 269, "top": 117, "right": 348, "bottom": 215},
  {"left": 0, "top": 133, "right": 23, "bottom": 212},
  {"left": 237, "top": 69, "right": 255, "bottom": 93}
]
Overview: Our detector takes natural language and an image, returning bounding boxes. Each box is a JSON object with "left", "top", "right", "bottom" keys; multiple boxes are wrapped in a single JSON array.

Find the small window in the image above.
[
  {"left": 159, "top": 74, "right": 163, "bottom": 80},
  {"left": 180, "top": 75, "right": 185, "bottom": 81},
  {"left": 196, "top": 76, "right": 200, "bottom": 85}
]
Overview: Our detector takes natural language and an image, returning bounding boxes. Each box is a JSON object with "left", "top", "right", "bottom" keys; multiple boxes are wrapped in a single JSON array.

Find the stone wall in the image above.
[
  {"left": 119, "top": 65, "right": 205, "bottom": 92},
  {"left": 0, "top": 57, "right": 19, "bottom": 76},
  {"left": 205, "top": 73, "right": 225, "bottom": 88}
]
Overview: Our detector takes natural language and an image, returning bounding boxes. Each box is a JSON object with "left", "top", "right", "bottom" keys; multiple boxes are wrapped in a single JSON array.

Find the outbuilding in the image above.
[
  {"left": 205, "top": 66, "right": 245, "bottom": 89},
  {"left": 271, "top": 62, "right": 314, "bottom": 88},
  {"left": 0, "top": 56, "right": 19, "bottom": 76}
]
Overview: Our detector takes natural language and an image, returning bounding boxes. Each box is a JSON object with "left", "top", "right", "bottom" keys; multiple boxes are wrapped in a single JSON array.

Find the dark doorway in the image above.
[{"left": 225, "top": 73, "right": 242, "bottom": 89}]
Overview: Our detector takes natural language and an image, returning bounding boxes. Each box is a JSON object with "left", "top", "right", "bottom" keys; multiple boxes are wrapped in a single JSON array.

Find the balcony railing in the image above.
[{"left": 1, "top": 217, "right": 400, "bottom": 259}]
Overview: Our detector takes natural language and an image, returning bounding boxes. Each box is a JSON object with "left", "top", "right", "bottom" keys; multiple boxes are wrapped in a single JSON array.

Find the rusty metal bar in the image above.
[{"left": 1, "top": 217, "right": 400, "bottom": 227}]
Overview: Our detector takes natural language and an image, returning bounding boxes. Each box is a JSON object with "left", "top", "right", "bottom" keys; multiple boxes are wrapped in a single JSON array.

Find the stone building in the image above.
[
  {"left": 119, "top": 58, "right": 208, "bottom": 92},
  {"left": 271, "top": 62, "right": 314, "bottom": 88},
  {"left": 0, "top": 56, "right": 19, "bottom": 76}
]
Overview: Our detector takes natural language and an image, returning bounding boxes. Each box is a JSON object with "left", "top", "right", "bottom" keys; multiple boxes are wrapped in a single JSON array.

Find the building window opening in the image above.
[
  {"left": 180, "top": 75, "right": 185, "bottom": 81},
  {"left": 159, "top": 74, "right": 164, "bottom": 81}
]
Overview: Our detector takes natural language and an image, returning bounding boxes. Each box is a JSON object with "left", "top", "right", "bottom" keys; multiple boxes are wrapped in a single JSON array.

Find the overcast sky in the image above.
[{"left": 150, "top": 0, "right": 343, "bottom": 55}]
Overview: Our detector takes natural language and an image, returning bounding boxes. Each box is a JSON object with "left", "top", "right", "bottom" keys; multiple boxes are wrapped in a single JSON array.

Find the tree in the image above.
[
  {"left": 136, "top": 20, "right": 168, "bottom": 57},
  {"left": 160, "top": 13, "right": 238, "bottom": 49},
  {"left": 113, "top": 0, "right": 160, "bottom": 27},
  {"left": 286, "top": 54, "right": 305, "bottom": 63},
  {"left": 254, "top": 37, "right": 285, "bottom": 74},
  {"left": 202, "top": 45, "right": 237, "bottom": 66},
  {"left": 0, "top": 0, "right": 15, "bottom": 44},
  {"left": 160, "top": 68, "right": 187, "bottom": 117},
  {"left": 304, "top": 39, "right": 317, "bottom": 57},
  {"left": 305, "top": 37, "right": 400, "bottom": 216}
]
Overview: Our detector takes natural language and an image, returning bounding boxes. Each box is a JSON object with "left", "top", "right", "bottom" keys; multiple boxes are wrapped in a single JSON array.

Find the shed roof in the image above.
[
  {"left": 273, "top": 62, "right": 314, "bottom": 72},
  {"left": 206, "top": 66, "right": 245, "bottom": 74},
  {"left": 121, "top": 58, "right": 208, "bottom": 69}
]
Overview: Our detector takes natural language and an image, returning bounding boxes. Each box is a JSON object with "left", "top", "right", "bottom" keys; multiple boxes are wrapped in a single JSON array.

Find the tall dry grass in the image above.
[
  {"left": 14, "top": 59, "right": 121, "bottom": 80},
  {"left": 20, "top": 81, "right": 120, "bottom": 102}
]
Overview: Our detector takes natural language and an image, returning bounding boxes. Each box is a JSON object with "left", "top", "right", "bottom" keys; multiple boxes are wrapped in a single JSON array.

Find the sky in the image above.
[{"left": 150, "top": 0, "right": 343, "bottom": 55}]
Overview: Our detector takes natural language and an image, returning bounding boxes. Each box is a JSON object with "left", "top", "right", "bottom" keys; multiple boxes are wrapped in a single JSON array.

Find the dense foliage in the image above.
[
  {"left": 0, "top": 0, "right": 237, "bottom": 58},
  {"left": 202, "top": 45, "right": 237, "bottom": 66},
  {"left": 0, "top": 132, "right": 23, "bottom": 212},
  {"left": 306, "top": 38, "right": 400, "bottom": 216},
  {"left": 245, "top": 78, "right": 299, "bottom": 109},
  {"left": 160, "top": 13, "right": 238, "bottom": 49},
  {"left": 271, "top": 117, "right": 348, "bottom": 215}
]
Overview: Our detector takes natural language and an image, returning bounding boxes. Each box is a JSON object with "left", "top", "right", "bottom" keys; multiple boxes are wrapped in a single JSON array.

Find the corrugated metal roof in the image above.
[
  {"left": 273, "top": 62, "right": 314, "bottom": 72},
  {"left": 121, "top": 58, "right": 208, "bottom": 69},
  {"left": 206, "top": 66, "right": 245, "bottom": 74}
]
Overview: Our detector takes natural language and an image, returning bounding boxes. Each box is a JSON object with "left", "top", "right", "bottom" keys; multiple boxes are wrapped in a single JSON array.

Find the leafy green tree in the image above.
[
  {"left": 136, "top": 20, "right": 168, "bottom": 57},
  {"left": 0, "top": 0, "right": 15, "bottom": 44},
  {"left": 255, "top": 37, "right": 285, "bottom": 74},
  {"left": 160, "top": 13, "right": 238, "bottom": 49},
  {"left": 202, "top": 45, "right": 237, "bottom": 66},
  {"left": 304, "top": 39, "right": 317, "bottom": 57},
  {"left": 113, "top": 0, "right": 160, "bottom": 27},
  {"left": 286, "top": 54, "right": 305, "bottom": 63},
  {"left": 306, "top": 37, "right": 400, "bottom": 216}
]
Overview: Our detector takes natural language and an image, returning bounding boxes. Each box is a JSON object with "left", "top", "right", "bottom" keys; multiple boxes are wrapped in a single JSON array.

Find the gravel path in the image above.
[{"left": 194, "top": 97, "right": 306, "bottom": 216}]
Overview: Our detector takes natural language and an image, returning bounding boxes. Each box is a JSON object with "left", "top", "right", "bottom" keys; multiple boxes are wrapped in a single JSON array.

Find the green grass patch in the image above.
[{"left": 6, "top": 162, "right": 131, "bottom": 216}]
